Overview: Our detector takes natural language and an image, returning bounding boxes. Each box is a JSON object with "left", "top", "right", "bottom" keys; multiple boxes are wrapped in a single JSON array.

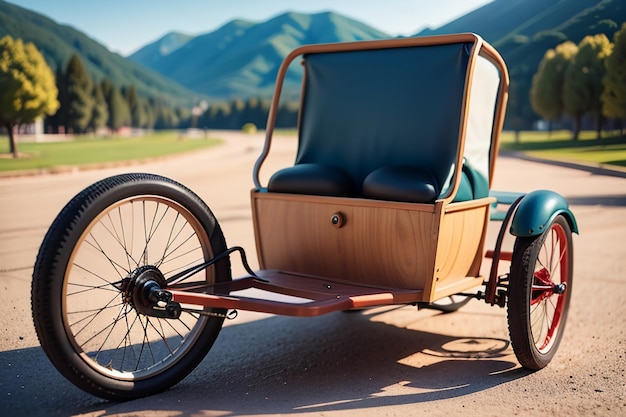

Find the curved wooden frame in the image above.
[{"left": 253, "top": 33, "right": 509, "bottom": 198}]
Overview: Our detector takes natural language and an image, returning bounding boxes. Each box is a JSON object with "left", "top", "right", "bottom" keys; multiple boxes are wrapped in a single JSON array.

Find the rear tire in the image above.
[
  {"left": 507, "top": 214, "right": 573, "bottom": 370},
  {"left": 32, "top": 173, "right": 231, "bottom": 400}
]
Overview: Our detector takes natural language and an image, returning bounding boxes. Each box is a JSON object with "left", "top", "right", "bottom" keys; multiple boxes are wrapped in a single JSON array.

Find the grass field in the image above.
[
  {"left": 1, "top": 129, "right": 625, "bottom": 173},
  {"left": 500, "top": 130, "right": 626, "bottom": 168},
  {"left": 0, "top": 131, "right": 222, "bottom": 172}
]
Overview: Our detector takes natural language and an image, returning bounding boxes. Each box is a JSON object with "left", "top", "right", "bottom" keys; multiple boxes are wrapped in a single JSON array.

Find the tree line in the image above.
[
  {"left": 529, "top": 23, "right": 626, "bottom": 140},
  {"left": 45, "top": 53, "right": 298, "bottom": 135},
  {"left": 0, "top": 33, "right": 299, "bottom": 158},
  {"left": 46, "top": 53, "right": 189, "bottom": 134},
  {"left": 4, "top": 22, "right": 626, "bottom": 159}
]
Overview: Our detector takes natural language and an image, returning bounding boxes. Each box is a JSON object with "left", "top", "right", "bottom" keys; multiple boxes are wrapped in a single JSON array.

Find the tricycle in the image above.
[{"left": 31, "top": 33, "right": 577, "bottom": 400}]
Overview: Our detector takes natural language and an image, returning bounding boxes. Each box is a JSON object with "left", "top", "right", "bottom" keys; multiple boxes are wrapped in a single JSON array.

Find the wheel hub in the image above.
[{"left": 124, "top": 265, "right": 181, "bottom": 319}]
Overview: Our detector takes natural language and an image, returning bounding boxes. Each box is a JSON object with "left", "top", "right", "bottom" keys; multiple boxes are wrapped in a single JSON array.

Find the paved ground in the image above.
[{"left": 1, "top": 131, "right": 624, "bottom": 417}]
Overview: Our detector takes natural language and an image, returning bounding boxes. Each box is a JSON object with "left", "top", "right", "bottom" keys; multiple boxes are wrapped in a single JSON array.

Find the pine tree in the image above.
[
  {"left": 125, "top": 86, "right": 146, "bottom": 128},
  {"left": 89, "top": 83, "right": 108, "bottom": 132},
  {"left": 65, "top": 54, "right": 94, "bottom": 133}
]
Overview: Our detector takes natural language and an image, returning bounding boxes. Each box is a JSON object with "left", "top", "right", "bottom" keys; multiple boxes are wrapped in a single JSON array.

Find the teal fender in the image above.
[{"left": 510, "top": 190, "right": 579, "bottom": 237}]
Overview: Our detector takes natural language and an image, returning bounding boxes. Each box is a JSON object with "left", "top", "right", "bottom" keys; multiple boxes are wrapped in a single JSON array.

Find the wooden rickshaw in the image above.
[{"left": 31, "top": 33, "right": 577, "bottom": 400}]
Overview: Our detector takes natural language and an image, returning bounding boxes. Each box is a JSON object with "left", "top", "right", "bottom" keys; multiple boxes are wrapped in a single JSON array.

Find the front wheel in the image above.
[
  {"left": 507, "top": 214, "right": 573, "bottom": 370},
  {"left": 31, "top": 173, "right": 231, "bottom": 400}
]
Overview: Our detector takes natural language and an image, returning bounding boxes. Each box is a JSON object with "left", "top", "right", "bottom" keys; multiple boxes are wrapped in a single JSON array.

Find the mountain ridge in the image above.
[
  {"left": 0, "top": 0, "right": 201, "bottom": 106},
  {"left": 128, "top": 10, "right": 391, "bottom": 99},
  {"left": 2, "top": 0, "right": 625, "bottom": 127}
]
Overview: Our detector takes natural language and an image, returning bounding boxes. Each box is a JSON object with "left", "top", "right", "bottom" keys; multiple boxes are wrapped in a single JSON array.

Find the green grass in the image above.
[
  {"left": 500, "top": 130, "right": 626, "bottom": 168},
  {"left": 0, "top": 131, "right": 222, "bottom": 172},
  {"left": 2, "top": 129, "right": 625, "bottom": 174}
]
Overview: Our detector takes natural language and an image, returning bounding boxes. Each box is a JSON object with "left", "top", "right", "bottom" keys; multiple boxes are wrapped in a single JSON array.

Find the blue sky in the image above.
[{"left": 7, "top": 0, "right": 492, "bottom": 56}]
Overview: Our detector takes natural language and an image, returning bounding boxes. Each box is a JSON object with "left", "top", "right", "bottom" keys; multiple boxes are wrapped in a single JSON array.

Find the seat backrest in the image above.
[{"left": 295, "top": 43, "right": 471, "bottom": 196}]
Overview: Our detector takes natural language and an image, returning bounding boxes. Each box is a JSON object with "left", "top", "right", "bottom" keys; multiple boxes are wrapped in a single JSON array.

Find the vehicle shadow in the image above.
[{"left": 2, "top": 306, "right": 530, "bottom": 416}]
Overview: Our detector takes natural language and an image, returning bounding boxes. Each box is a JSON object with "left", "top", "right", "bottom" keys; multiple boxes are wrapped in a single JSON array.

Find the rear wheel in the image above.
[
  {"left": 507, "top": 214, "right": 572, "bottom": 370},
  {"left": 32, "top": 173, "right": 231, "bottom": 400}
]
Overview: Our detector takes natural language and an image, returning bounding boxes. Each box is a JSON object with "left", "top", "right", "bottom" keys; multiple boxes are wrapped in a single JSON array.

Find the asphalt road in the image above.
[{"left": 1, "top": 131, "right": 624, "bottom": 417}]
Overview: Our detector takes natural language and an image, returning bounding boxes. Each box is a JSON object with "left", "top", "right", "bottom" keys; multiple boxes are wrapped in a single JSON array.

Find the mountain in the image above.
[
  {"left": 0, "top": 0, "right": 200, "bottom": 106},
  {"left": 129, "top": 11, "right": 390, "bottom": 99},
  {"left": 2, "top": 0, "right": 624, "bottom": 123},
  {"left": 416, "top": 0, "right": 626, "bottom": 128},
  {"left": 416, "top": 0, "right": 625, "bottom": 64},
  {"left": 128, "top": 0, "right": 625, "bottom": 111},
  {"left": 128, "top": 31, "right": 195, "bottom": 69}
]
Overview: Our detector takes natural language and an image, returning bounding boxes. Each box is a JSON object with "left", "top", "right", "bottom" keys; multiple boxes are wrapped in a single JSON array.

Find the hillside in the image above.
[
  {"left": 0, "top": 0, "right": 200, "bottom": 106},
  {"left": 129, "top": 11, "right": 390, "bottom": 99},
  {"left": 416, "top": 0, "right": 626, "bottom": 128},
  {"left": 128, "top": 0, "right": 625, "bottom": 113},
  {"left": 417, "top": 0, "right": 625, "bottom": 64},
  {"left": 2, "top": 0, "right": 624, "bottom": 127}
]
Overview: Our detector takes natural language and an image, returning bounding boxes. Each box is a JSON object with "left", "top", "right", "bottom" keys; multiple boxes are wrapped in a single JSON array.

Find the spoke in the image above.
[
  {"left": 173, "top": 313, "right": 196, "bottom": 333},
  {"left": 164, "top": 314, "right": 193, "bottom": 337},
  {"left": 551, "top": 243, "right": 567, "bottom": 279},
  {"left": 530, "top": 304, "right": 544, "bottom": 343},
  {"left": 161, "top": 256, "right": 205, "bottom": 278},
  {"left": 67, "top": 302, "right": 125, "bottom": 328},
  {"left": 97, "top": 308, "right": 140, "bottom": 372},
  {"left": 95, "top": 214, "right": 140, "bottom": 272},
  {"left": 81, "top": 305, "right": 130, "bottom": 363},
  {"left": 116, "top": 205, "right": 134, "bottom": 273},
  {"left": 69, "top": 292, "right": 122, "bottom": 339},
  {"left": 67, "top": 279, "right": 123, "bottom": 296},
  {"left": 156, "top": 232, "right": 200, "bottom": 268},
  {"left": 136, "top": 315, "right": 155, "bottom": 371},
  {"left": 141, "top": 201, "right": 172, "bottom": 266},
  {"left": 147, "top": 318, "right": 175, "bottom": 356},
  {"left": 118, "top": 308, "right": 142, "bottom": 371},
  {"left": 102, "top": 209, "right": 138, "bottom": 269},
  {"left": 160, "top": 243, "right": 203, "bottom": 268},
  {"left": 155, "top": 212, "right": 187, "bottom": 268},
  {"left": 82, "top": 233, "right": 131, "bottom": 280}
]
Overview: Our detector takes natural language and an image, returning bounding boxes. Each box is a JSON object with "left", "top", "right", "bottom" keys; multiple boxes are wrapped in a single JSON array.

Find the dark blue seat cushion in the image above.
[
  {"left": 268, "top": 163, "right": 356, "bottom": 197},
  {"left": 454, "top": 162, "right": 489, "bottom": 202},
  {"left": 362, "top": 166, "right": 439, "bottom": 203}
]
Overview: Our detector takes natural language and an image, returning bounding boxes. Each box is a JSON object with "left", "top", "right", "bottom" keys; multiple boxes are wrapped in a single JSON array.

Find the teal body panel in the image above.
[{"left": 510, "top": 190, "right": 578, "bottom": 237}]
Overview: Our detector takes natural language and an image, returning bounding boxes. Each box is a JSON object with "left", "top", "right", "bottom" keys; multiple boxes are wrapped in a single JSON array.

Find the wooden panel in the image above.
[
  {"left": 424, "top": 199, "right": 491, "bottom": 301},
  {"left": 251, "top": 192, "right": 438, "bottom": 290}
]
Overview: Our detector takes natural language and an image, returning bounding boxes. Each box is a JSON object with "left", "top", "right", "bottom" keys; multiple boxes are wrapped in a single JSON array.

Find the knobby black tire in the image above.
[
  {"left": 507, "top": 214, "right": 573, "bottom": 370},
  {"left": 31, "top": 173, "right": 231, "bottom": 400}
]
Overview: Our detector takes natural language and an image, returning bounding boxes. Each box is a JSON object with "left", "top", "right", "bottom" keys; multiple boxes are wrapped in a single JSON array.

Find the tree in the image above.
[
  {"left": 143, "top": 98, "right": 156, "bottom": 129},
  {"left": 154, "top": 103, "right": 179, "bottom": 129},
  {"left": 530, "top": 41, "right": 578, "bottom": 133},
  {"left": 602, "top": 23, "right": 626, "bottom": 136},
  {"left": 0, "top": 35, "right": 58, "bottom": 157},
  {"left": 89, "top": 83, "right": 108, "bottom": 133},
  {"left": 46, "top": 67, "right": 67, "bottom": 134},
  {"left": 102, "top": 79, "right": 130, "bottom": 132},
  {"left": 506, "top": 66, "right": 535, "bottom": 142},
  {"left": 109, "top": 87, "right": 130, "bottom": 131},
  {"left": 65, "top": 54, "right": 94, "bottom": 133},
  {"left": 125, "top": 86, "right": 146, "bottom": 128},
  {"left": 563, "top": 34, "right": 612, "bottom": 140}
]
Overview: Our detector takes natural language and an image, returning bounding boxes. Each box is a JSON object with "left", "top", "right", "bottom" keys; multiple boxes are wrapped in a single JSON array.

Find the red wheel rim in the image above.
[{"left": 530, "top": 222, "right": 569, "bottom": 353}]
